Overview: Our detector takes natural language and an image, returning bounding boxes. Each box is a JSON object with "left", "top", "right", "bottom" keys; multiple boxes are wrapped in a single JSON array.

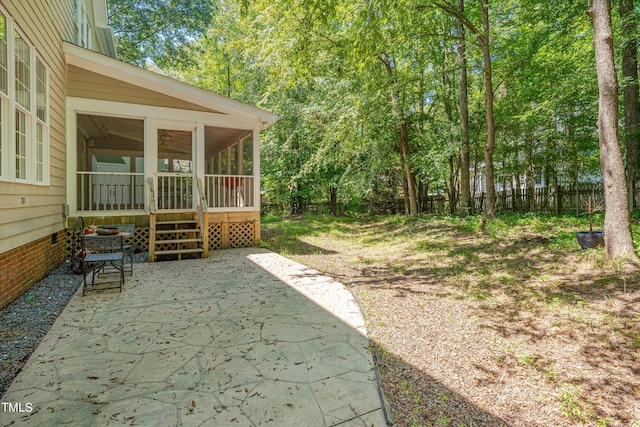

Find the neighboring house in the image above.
[{"left": 0, "top": 0, "right": 278, "bottom": 309}]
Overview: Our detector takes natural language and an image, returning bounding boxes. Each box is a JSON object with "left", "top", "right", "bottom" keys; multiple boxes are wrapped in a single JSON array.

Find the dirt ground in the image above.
[{"left": 261, "top": 216, "right": 640, "bottom": 427}]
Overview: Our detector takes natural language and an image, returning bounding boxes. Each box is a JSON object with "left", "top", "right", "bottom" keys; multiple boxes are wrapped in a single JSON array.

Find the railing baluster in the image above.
[
  {"left": 76, "top": 172, "right": 256, "bottom": 212},
  {"left": 76, "top": 171, "right": 144, "bottom": 212},
  {"left": 202, "top": 174, "right": 254, "bottom": 209}
]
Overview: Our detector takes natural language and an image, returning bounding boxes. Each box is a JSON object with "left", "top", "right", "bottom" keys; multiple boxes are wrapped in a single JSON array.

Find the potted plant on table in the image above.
[{"left": 576, "top": 196, "right": 605, "bottom": 249}]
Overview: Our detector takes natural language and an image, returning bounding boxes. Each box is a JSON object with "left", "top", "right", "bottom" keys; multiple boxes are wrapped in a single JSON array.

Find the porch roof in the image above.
[{"left": 63, "top": 42, "right": 279, "bottom": 128}]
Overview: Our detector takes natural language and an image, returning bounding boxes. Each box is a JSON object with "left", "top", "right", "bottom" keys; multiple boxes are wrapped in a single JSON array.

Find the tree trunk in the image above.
[
  {"left": 457, "top": 0, "right": 471, "bottom": 217},
  {"left": 481, "top": 0, "right": 496, "bottom": 218},
  {"left": 449, "top": 155, "right": 458, "bottom": 215},
  {"left": 620, "top": 0, "right": 640, "bottom": 213},
  {"left": 290, "top": 133, "right": 303, "bottom": 215},
  {"left": 472, "top": 128, "right": 480, "bottom": 214},
  {"left": 399, "top": 153, "right": 410, "bottom": 215},
  {"left": 525, "top": 135, "right": 535, "bottom": 211},
  {"left": 590, "top": 0, "right": 638, "bottom": 261},
  {"left": 514, "top": 140, "right": 522, "bottom": 211},
  {"left": 329, "top": 185, "right": 338, "bottom": 216},
  {"left": 381, "top": 52, "right": 418, "bottom": 216}
]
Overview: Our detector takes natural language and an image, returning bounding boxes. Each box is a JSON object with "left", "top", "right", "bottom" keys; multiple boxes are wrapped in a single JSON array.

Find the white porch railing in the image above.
[
  {"left": 204, "top": 174, "right": 254, "bottom": 209},
  {"left": 76, "top": 172, "right": 255, "bottom": 212},
  {"left": 77, "top": 171, "right": 145, "bottom": 211},
  {"left": 156, "top": 173, "right": 194, "bottom": 210}
]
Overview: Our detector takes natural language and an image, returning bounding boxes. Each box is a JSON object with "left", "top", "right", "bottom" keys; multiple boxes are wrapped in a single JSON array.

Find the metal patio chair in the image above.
[
  {"left": 113, "top": 224, "right": 135, "bottom": 275},
  {"left": 82, "top": 234, "right": 125, "bottom": 295}
]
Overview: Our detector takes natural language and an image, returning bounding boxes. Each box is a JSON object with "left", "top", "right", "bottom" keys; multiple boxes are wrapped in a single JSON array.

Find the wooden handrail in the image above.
[
  {"left": 148, "top": 176, "right": 157, "bottom": 213},
  {"left": 196, "top": 178, "right": 209, "bottom": 258},
  {"left": 197, "top": 178, "right": 208, "bottom": 213}
]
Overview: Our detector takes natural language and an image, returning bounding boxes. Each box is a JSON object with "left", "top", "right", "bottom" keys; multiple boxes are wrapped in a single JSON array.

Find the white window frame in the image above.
[
  {"left": 0, "top": 9, "right": 8, "bottom": 179},
  {"left": 75, "top": 0, "right": 92, "bottom": 50},
  {"left": 14, "top": 107, "right": 28, "bottom": 181},
  {"left": 14, "top": 29, "right": 31, "bottom": 182},
  {"left": 0, "top": 5, "right": 50, "bottom": 185},
  {"left": 0, "top": 97, "right": 6, "bottom": 179},
  {"left": 35, "top": 56, "right": 49, "bottom": 184}
]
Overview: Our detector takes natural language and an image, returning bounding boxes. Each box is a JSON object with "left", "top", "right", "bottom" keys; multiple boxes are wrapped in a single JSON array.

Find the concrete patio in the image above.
[{"left": 1, "top": 248, "right": 391, "bottom": 426}]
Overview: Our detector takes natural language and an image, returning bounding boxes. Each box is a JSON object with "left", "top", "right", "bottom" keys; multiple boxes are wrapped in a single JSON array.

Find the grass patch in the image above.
[{"left": 559, "top": 383, "right": 594, "bottom": 423}]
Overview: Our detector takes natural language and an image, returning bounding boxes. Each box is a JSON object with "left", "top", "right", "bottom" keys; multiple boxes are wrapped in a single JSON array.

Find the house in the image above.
[{"left": 0, "top": 0, "right": 278, "bottom": 309}]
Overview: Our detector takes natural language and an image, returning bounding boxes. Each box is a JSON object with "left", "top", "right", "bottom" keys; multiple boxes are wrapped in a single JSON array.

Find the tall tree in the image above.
[
  {"left": 432, "top": 0, "right": 497, "bottom": 217},
  {"left": 457, "top": 0, "right": 472, "bottom": 216},
  {"left": 590, "top": 0, "right": 638, "bottom": 261},
  {"left": 381, "top": 52, "right": 419, "bottom": 216},
  {"left": 620, "top": 0, "right": 640, "bottom": 213},
  {"left": 157, "top": 0, "right": 602, "bottom": 218},
  {"left": 480, "top": 0, "right": 496, "bottom": 218}
]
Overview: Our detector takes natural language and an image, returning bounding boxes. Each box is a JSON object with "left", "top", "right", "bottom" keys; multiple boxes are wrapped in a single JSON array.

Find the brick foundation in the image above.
[{"left": 0, "top": 230, "right": 67, "bottom": 310}]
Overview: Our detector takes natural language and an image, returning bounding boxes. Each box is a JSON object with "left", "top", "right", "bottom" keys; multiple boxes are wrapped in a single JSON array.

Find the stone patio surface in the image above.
[{"left": 1, "top": 248, "right": 391, "bottom": 426}]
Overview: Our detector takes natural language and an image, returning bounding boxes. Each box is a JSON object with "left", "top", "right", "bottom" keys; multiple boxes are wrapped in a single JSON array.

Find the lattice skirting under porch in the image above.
[
  {"left": 64, "top": 222, "right": 256, "bottom": 257},
  {"left": 64, "top": 227, "right": 150, "bottom": 258},
  {"left": 229, "top": 222, "right": 255, "bottom": 248},
  {"left": 208, "top": 221, "right": 256, "bottom": 250},
  {"left": 208, "top": 223, "right": 222, "bottom": 250}
]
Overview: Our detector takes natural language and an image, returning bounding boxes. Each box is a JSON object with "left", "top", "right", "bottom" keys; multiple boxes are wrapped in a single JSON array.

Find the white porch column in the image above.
[
  {"left": 144, "top": 118, "right": 156, "bottom": 213},
  {"left": 65, "top": 109, "right": 78, "bottom": 215},
  {"left": 195, "top": 122, "right": 205, "bottom": 208},
  {"left": 253, "top": 128, "right": 260, "bottom": 212}
]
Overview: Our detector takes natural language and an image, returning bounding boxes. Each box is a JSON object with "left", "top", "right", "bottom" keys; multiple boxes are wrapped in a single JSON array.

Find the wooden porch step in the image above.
[
  {"left": 155, "top": 248, "right": 204, "bottom": 256},
  {"left": 157, "top": 220, "right": 197, "bottom": 225},
  {"left": 155, "top": 228, "right": 201, "bottom": 234},
  {"left": 149, "top": 213, "right": 208, "bottom": 262},
  {"left": 155, "top": 238, "right": 202, "bottom": 244}
]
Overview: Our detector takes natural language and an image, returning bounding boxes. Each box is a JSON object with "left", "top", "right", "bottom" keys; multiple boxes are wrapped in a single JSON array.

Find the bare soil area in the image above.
[{"left": 261, "top": 215, "right": 640, "bottom": 427}]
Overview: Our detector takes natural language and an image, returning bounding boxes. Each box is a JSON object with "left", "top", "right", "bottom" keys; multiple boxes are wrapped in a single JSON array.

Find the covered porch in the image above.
[
  {"left": 63, "top": 42, "right": 278, "bottom": 259},
  {"left": 67, "top": 102, "right": 266, "bottom": 260},
  {"left": 73, "top": 112, "right": 259, "bottom": 214}
]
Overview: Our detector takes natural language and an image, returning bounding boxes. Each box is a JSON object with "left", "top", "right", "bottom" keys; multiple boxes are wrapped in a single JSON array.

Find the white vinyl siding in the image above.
[{"left": 0, "top": 0, "right": 71, "bottom": 255}]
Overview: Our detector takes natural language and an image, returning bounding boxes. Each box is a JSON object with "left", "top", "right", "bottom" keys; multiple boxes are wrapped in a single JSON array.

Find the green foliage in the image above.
[
  {"left": 559, "top": 383, "right": 594, "bottom": 422},
  {"left": 108, "top": 0, "right": 216, "bottom": 67},
  {"left": 119, "top": 0, "right": 614, "bottom": 216}
]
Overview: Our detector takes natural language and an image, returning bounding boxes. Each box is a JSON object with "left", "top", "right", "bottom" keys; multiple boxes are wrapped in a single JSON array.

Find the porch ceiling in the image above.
[
  {"left": 78, "top": 114, "right": 144, "bottom": 154},
  {"left": 64, "top": 42, "right": 280, "bottom": 126},
  {"left": 205, "top": 127, "right": 253, "bottom": 157},
  {"left": 78, "top": 114, "right": 252, "bottom": 157}
]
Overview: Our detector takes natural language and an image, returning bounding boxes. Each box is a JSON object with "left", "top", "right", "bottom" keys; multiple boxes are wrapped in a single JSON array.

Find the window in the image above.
[
  {"left": 0, "top": 6, "right": 49, "bottom": 184},
  {"left": 0, "top": 102, "right": 3, "bottom": 177},
  {"left": 36, "top": 58, "right": 46, "bottom": 121},
  {"left": 0, "top": 12, "right": 7, "bottom": 94},
  {"left": 15, "top": 110, "right": 25, "bottom": 180},
  {"left": 36, "top": 58, "right": 47, "bottom": 183},
  {"left": 74, "top": 0, "right": 92, "bottom": 50},
  {"left": 14, "top": 31, "right": 29, "bottom": 109},
  {"left": 14, "top": 30, "right": 29, "bottom": 181},
  {"left": 0, "top": 11, "right": 6, "bottom": 177}
]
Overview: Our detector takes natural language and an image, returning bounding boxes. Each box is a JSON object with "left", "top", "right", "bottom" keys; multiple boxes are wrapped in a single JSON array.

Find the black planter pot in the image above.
[{"left": 575, "top": 231, "right": 604, "bottom": 250}]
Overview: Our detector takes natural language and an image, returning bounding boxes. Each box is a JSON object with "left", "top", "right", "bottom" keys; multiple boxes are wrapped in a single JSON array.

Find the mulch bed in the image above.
[{"left": 262, "top": 220, "right": 640, "bottom": 426}]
